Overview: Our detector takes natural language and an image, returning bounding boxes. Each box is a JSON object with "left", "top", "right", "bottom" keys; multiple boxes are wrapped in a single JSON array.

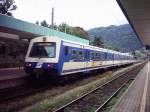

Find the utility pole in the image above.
[
  {"left": 51, "top": 7, "right": 54, "bottom": 29},
  {"left": 64, "top": 22, "right": 67, "bottom": 33}
]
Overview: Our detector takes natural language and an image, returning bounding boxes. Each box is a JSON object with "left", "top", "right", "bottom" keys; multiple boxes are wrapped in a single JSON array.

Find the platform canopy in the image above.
[
  {"left": 117, "top": 0, "right": 150, "bottom": 47},
  {"left": 0, "top": 14, "right": 89, "bottom": 45}
]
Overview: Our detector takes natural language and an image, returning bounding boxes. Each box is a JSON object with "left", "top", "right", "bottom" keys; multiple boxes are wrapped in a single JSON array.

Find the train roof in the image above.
[
  {"left": 61, "top": 38, "right": 132, "bottom": 56},
  {"left": 31, "top": 36, "right": 133, "bottom": 57}
]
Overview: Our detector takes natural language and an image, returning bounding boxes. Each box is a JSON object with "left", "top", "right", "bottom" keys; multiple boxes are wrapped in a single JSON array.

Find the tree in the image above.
[
  {"left": 58, "top": 23, "right": 89, "bottom": 40},
  {"left": 58, "top": 23, "right": 68, "bottom": 32},
  {"left": 50, "top": 23, "right": 58, "bottom": 30},
  {"left": 105, "top": 45, "right": 120, "bottom": 51},
  {"left": 131, "top": 50, "right": 142, "bottom": 59},
  {"left": 35, "top": 21, "right": 39, "bottom": 25},
  {"left": 40, "top": 20, "right": 49, "bottom": 27},
  {"left": 92, "top": 36, "right": 104, "bottom": 47},
  {"left": 58, "top": 23, "right": 72, "bottom": 34},
  {"left": 0, "top": 0, "right": 17, "bottom": 16},
  {"left": 71, "top": 27, "right": 89, "bottom": 40}
]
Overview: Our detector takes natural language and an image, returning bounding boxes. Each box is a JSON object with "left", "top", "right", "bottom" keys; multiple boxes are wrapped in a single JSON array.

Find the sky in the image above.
[{"left": 13, "top": 0, "right": 128, "bottom": 30}]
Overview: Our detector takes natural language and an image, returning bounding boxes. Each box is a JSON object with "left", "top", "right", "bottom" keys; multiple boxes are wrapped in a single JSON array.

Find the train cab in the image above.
[{"left": 24, "top": 36, "right": 61, "bottom": 78}]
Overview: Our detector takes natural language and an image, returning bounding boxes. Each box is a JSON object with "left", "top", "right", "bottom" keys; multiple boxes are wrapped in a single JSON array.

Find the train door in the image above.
[
  {"left": 113, "top": 53, "right": 115, "bottom": 65},
  {"left": 84, "top": 49, "right": 90, "bottom": 71}
]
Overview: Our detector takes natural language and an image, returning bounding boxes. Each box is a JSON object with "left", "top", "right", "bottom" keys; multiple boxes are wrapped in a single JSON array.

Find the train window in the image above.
[
  {"left": 96, "top": 53, "right": 99, "bottom": 59},
  {"left": 29, "top": 42, "right": 56, "bottom": 58},
  {"left": 90, "top": 52, "right": 94, "bottom": 59},
  {"left": 65, "top": 46, "right": 69, "bottom": 55},
  {"left": 110, "top": 54, "right": 113, "bottom": 60},
  {"left": 96, "top": 53, "right": 98, "bottom": 57},
  {"left": 79, "top": 51, "right": 82, "bottom": 55},
  {"left": 111, "top": 54, "right": 113, "bottom": 60},
  {"left": 94, "top": 53, "right": 97, "bottom": 59},
  {"left": 78, "top": 51, "right": 83, "bottom": 59},
  {"left": 85, "top": 51, "right": 90, "bottom": 59},
  {"left": 72, "top": 49, "right": 77, "bottom": 55},
  {"left": 87, "top": 51, "right": 90, "bottom": 59},
  {"left": 93, "top": 53, "right": 95, "bottom": 59},
  {"left": 98, "top": 53, "right": 101, "bottom": 59},
  {"left": 107, "top": 53, "right": 111, "bottom": 60},
  {"left": 104, "top": 52, "right": 107, "bottom": 60},
  {"left": 72, "top": 49, "right": 77, "bottom": 59},
  {"left": 100, "top": 52, "right": 104, "bottom": 60}
]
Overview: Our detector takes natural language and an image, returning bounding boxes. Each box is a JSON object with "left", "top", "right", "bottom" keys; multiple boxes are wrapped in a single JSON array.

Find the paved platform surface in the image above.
[
  {"left": 111, "top": 62, "right": 149, "bottom": 112},
  {"left": 0, "top": 67, "right": 26, "bottom": 80}
]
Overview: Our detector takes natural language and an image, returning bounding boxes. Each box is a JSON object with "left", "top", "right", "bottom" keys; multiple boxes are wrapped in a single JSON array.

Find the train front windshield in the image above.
[{"left": 29, "top": 42, "right": 56, "bottom": 58}]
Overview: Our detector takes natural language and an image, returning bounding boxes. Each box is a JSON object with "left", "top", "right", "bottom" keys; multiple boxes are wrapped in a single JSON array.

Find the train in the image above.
[{"left": 24, "top": 36, "right": 135, "bottom": 78}]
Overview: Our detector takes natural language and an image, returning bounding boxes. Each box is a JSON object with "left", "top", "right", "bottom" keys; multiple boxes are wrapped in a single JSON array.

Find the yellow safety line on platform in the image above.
[{"left": 140, "top": 62, "right": 149, "bottom": 112}]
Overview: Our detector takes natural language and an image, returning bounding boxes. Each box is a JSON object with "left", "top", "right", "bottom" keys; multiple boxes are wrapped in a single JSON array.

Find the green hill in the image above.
[{"left": 88, "top": 24, "right": 142, "bottom": 52}]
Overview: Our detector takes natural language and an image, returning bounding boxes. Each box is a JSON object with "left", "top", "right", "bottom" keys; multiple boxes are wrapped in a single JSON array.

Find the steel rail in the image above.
[{"left": 95, "top": 79, "right": 134, "bottom": 112}]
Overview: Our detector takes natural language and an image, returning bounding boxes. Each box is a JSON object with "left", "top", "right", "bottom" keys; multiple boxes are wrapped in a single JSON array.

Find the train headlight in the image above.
[
  {"left": 47, "top": 64, "right": 53, "bottom": 68},
  {"left": 26, "top": 63, "right": 32, "bottom": 67}
]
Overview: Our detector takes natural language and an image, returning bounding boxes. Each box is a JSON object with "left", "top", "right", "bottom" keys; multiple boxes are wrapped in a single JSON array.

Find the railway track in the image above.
[
  {"left": 0, "top": 73, "right": 102, "bottom": 102},
  {"left": 0, "top": 62, "right": 144, "bottom": 112},
  {"left": 94, "top": 79, "right": 133, "bottom": 112},
  {"left": 0, "top": 64, "right": 128, "bottom": 103},
  {"left": 52, "top": 63, "right": 144, "bottom": 112}
]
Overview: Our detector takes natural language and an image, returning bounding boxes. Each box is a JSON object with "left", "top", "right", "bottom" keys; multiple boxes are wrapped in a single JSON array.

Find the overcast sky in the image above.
[{"left": 13, "top": 0, "right": 128, "bottom": 30}]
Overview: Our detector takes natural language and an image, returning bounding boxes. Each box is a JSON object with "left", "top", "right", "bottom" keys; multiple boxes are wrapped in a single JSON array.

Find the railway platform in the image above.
[
  {"left": 0, "top": 67, "right": 26, "bottom": 80},
  {"left": 111, "top": 62, "right": 150, "bottom": 112}
]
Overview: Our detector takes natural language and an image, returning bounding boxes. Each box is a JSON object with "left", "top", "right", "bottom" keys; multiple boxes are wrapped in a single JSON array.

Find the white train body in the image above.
[{"left": 24, "top": 36, "right": 135, "bottom": 77}]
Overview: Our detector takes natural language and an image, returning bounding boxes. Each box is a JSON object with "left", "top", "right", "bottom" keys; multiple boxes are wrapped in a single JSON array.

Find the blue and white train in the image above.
[{"left": 24, "top": 36, "right": 135, "bottom": 78}]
